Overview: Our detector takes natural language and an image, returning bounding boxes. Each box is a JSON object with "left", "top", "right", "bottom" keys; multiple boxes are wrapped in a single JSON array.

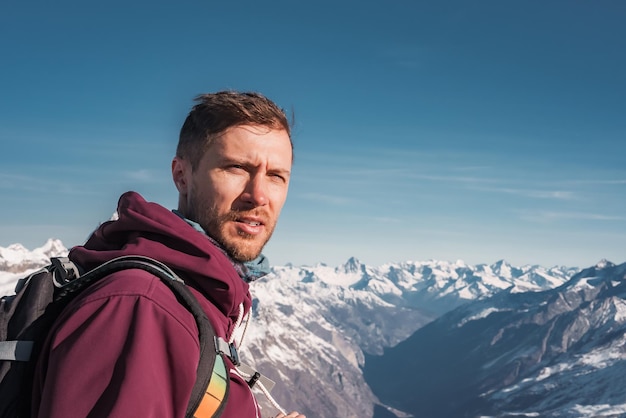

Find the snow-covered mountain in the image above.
[
  {"left": 238, "top": 257, "right": 575, "bottom": 417},
  {"left": 0, "top": 238, "right": 67, "bottom": 273},
  {"left": 365, "top": 259, "right": 626, "bottom": 418},
  {"left": 0, "top": 239, "right": 68, "bottom": 296},
  {"left": 0, "top": 240, "right": 586, "bottom": 417}
]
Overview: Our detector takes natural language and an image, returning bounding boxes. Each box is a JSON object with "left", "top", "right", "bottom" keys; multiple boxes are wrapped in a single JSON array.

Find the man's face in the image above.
[{"left": 173, "top": 125, "right": 292, "bottom": 262}]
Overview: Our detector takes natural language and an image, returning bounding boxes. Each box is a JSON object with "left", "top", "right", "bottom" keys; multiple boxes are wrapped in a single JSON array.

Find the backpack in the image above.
[{"left": 0, "top": 255, "right": 231, "bottom": 418}]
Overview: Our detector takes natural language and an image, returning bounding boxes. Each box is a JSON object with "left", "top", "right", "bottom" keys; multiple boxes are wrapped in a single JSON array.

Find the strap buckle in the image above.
[
  {"left": 50, "top": 257, "right": 80, "bottom": 287},
  {"left": 214, "top": 336, "right": 240, "bottom": 366}
]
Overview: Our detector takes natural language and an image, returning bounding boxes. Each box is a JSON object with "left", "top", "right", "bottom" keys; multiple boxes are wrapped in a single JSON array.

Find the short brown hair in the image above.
[{"left": 177, "top": 91, "right": 292, "bottom": 170}]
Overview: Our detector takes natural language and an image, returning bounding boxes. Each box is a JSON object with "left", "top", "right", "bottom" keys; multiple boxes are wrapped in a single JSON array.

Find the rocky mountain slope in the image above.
[
  {"left": 240, "top": 257, "right": 575, "bottom": 417},
  {"left": 364, "top": 260, "right": 626, "bottom": 418}
]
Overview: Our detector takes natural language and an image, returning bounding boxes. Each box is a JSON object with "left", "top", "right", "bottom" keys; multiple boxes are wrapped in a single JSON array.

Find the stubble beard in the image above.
[{"left": 190, "top": 197, "right": 274, "bottom": 262}]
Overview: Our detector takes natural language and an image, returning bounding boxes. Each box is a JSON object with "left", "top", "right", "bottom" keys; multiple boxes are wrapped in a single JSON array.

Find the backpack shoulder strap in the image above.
[{"left": 57, "top": 256, "right": 228, "bottom": 418}]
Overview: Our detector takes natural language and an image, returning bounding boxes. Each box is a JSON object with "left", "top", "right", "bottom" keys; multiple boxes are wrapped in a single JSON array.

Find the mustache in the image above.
[{"left": 221, "top": 208, "right": 270, "bottom": 224}]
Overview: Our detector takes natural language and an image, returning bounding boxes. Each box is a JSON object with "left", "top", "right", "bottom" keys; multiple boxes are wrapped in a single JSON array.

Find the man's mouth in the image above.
[{"left": 233, "top": 217, "right": 266, "bottom": 236}]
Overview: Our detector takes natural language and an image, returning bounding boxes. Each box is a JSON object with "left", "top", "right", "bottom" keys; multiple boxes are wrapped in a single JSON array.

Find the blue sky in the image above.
[{"left": 1, "top": 0, "right": 625, "bottom": 268}]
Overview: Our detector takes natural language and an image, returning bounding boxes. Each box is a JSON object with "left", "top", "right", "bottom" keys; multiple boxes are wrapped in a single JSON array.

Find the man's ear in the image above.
[{"left": 171, "top": 157, "right": 190, "bottom": 194}]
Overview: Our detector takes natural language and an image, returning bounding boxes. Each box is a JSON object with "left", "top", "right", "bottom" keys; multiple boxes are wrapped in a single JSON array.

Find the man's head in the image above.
[{"left": 172, "top": 91, "right": 293, "bottom": 262}]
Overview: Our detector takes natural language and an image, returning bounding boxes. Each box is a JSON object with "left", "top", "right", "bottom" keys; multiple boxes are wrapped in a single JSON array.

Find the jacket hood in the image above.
[{"left": 69, "top": 191, "right": 252, "bottom": 322}]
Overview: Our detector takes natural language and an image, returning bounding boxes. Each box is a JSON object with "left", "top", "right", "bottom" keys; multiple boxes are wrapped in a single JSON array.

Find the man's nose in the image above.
[{"left": 241, "top": 174, "right": 269, "bottom": 207}]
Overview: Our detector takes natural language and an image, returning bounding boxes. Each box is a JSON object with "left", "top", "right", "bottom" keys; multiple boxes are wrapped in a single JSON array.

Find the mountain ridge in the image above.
[{"left": 364, "top": 260, "right": 626, "bottom": 417}]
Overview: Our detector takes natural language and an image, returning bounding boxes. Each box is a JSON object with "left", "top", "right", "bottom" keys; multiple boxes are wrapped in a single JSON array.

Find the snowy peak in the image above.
[
  {"left": 340, "top": 256, "right": 363, "bottom": 274},
  {"left": 563, "top": 259, "right": 625, "bottom": 294},
  {"left": 38, "top": 238, "right": 67, "bottom": 257},
  {"left": 0, "top": 239, "right": 68, "bottom": 273},
  {"left": 487, "top": 259, "right": 525, "bottom": 279},
  {"left": 270, "top": 257, "right": 370, "bottom": 287},
  {"left": 596, "top": 258, "right": 616, "bottom": 269}
]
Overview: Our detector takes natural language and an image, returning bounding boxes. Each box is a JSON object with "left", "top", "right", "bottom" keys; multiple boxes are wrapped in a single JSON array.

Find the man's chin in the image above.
[
  {"left": 222, "top": 238, "right": 265, "bottom": 262},
  {"left": 228, "top": 248, "right": 263, "bottom": 263}
]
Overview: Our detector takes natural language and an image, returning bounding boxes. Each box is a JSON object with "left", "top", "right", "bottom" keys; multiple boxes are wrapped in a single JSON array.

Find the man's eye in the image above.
[{"left": 269, "top": 173, "right": 286, "bottom": 182}]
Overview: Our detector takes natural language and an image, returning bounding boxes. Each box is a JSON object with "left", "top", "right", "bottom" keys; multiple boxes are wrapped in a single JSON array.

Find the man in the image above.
[{"left": 31, "top": 91, "right": 305, "bottom": 418}]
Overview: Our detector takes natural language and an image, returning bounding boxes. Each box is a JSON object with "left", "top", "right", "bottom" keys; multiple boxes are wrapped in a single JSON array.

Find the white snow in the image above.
[{"left": 458, "top": 307, "right": 506, "bottom": 327}]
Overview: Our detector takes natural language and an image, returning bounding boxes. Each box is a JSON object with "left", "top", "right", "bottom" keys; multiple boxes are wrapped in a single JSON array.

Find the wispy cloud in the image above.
[
  {"left": 411, "top": 173, "right": 500, "bottom": 185},
  {"left": 472, "top": 186, "right": 576, "bottom": 200},
  {"left": 297, "top": 192, "right": 354, "bottom": 206},
  {"left": 295, "top": 166, "right": 414, "bottom": 187},
  {"left": 451, "top": 165, "right": 493, "bottom": 172},
  {"left": 123, "top": 169, "right": 164, "bottom": 183},
  {"left": 518, "top": 210, "right": 626, "bottom": 223},
  {"left": 0, "top": 172, "right": 89, "bottom": 195},
  {"left": 563, "top": 179, "right": 626, "bottom": 186},
  {"left": 366, "top": 216, "right": 402, "bottom": 224}
]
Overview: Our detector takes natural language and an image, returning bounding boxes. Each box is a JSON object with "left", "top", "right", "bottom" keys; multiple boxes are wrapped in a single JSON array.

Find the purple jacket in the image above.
[{"left": 32, "top": 192, "right": 260, "bottom": 417}]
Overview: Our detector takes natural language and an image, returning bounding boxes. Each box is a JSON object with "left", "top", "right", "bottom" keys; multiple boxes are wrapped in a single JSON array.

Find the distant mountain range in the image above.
[
  {"left": 0, "top": 239, "right": 68, "bottom": 296},
  {"left": 365, "top": 260, "right": 626, "bottom": 418},
  {"left": 2, "top": 240, "right": 624, "bottom": 417},
  {"left": 0, "top": 238, "right": 67, "bottom": 273}
]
